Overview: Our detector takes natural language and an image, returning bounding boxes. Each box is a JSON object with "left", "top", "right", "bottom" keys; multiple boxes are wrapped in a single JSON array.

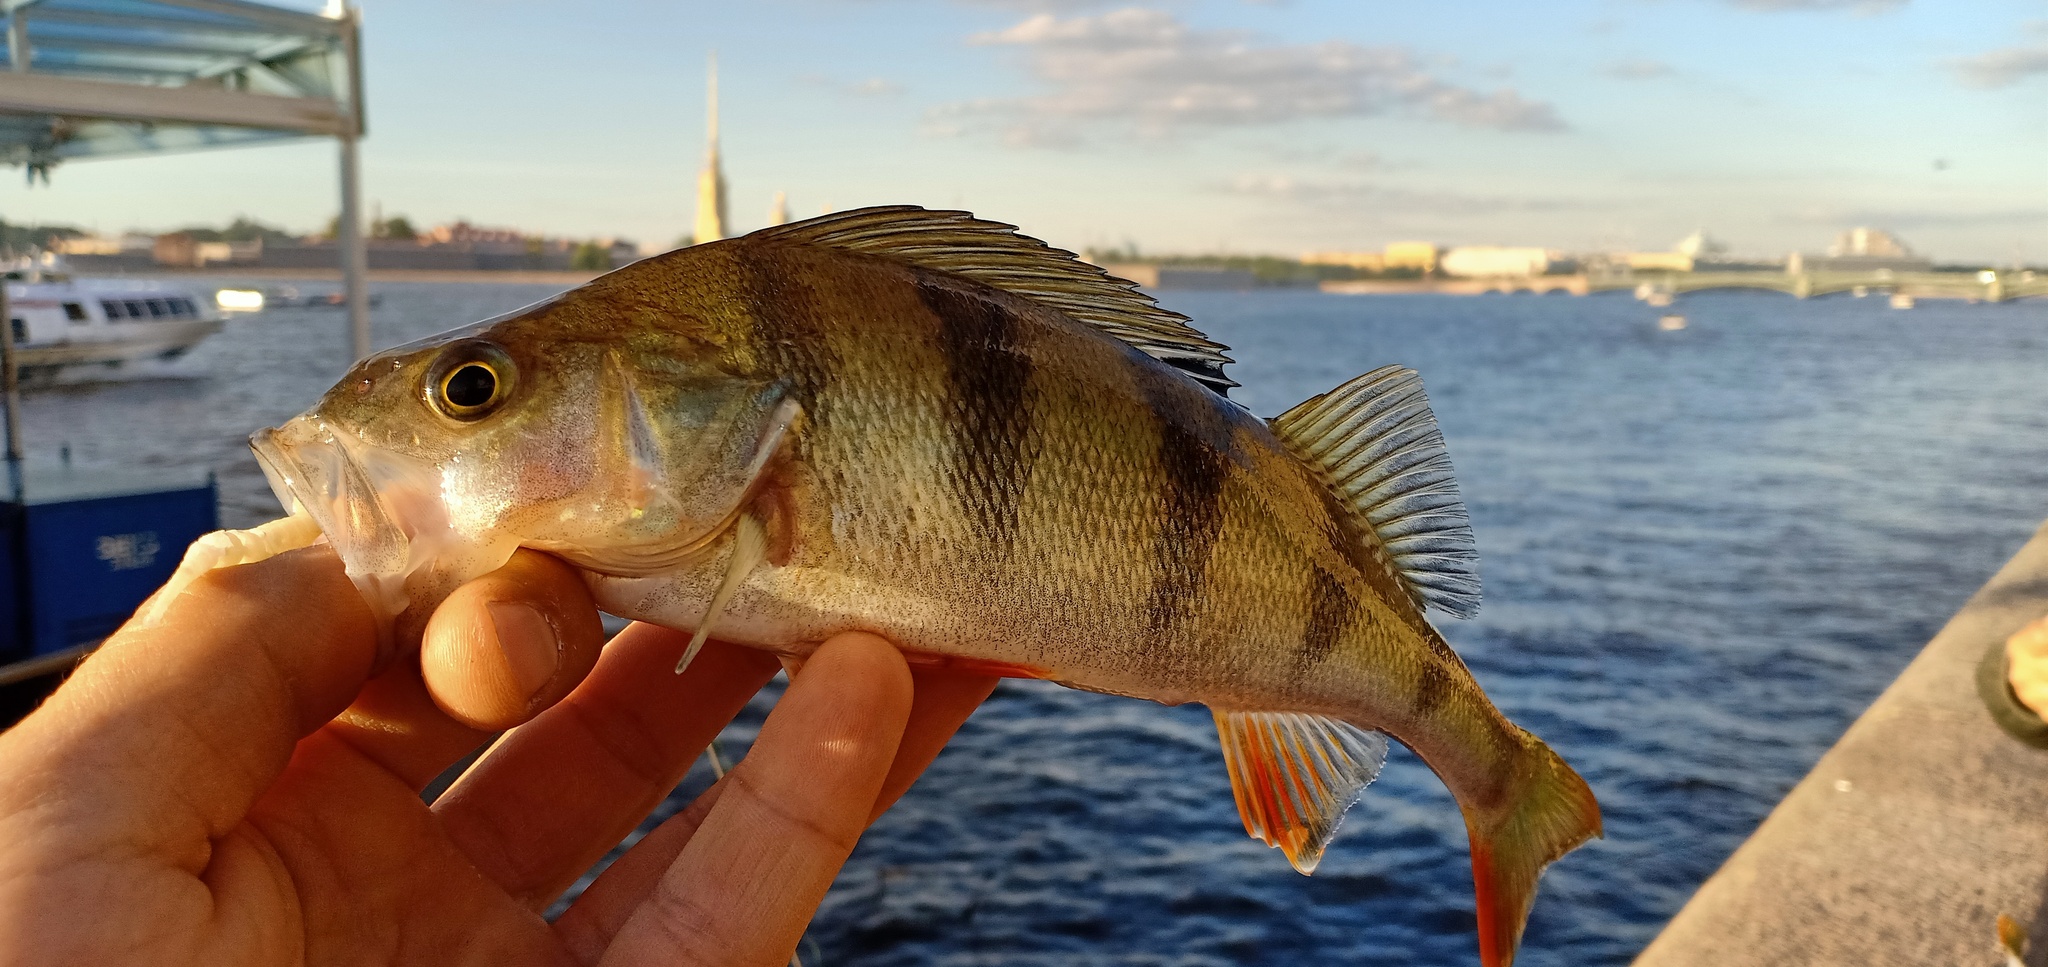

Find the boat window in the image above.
[
  {"left": 168, "top": 298, "right": 194, "bottom": 317},
  {"left": 101, "top": 300, "right": 125, "bottom": 319},
  {"left": 145, "top": 299, "right": 168, "bottom": 318},
  {"left": 124, "top": 300, "right": 146, "bottom": 317},
  {"left": 9, "top": 319, "right": 24, "bottom": 343},
  {"left": 63, "top": 302, "right": 88, "bottom": 322}
]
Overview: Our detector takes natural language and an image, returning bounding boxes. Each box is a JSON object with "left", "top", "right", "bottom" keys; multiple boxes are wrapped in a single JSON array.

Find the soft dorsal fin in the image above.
[
  {"left": 749, "top": 206, "right": 1237, "bottom": 395},
  {"left": 1212, "top": 709, "right": 1390, "bottom": 874},
  {"left": 1271, "top": 366, "right": 1480, "bottom": 618}
]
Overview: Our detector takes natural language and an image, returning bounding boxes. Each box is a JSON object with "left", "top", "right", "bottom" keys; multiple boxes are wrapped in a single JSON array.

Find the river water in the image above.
[{"left": 23, "top": 280, "right": 2048, "bottom": 965}]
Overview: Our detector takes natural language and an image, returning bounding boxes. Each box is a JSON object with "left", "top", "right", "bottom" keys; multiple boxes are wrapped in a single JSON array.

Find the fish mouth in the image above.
[{"left": 251, "top": 418, "right": 440, "bottom": 623}]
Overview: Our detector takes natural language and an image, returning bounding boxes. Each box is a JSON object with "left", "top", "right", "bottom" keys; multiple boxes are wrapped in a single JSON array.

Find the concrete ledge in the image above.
[{"left": 1635, "top": 518, "right": 2048, "bottom": 966}]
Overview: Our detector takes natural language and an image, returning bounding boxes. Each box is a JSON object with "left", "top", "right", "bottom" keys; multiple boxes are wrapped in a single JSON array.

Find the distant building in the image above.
[
  {"left": 1675, "top": 230, "right": 1728, "bottom": 260},
  {"left": 1382, "top": 241, "right": 1440, "bottom": 274},
  {"left": 151, "top": 233, "right": 260, "bottom": 267},
  {"left": 1302, "top": 251, "right": 1386, "bottom": 271},
  {"left": 1830, "top": 227, "right": 1912, "bottom": 259},
  {"left": 1624, "top": 252, "right": 1694, "bottom": 273},
  {"left": 768, "top": 191, "right": 790, "bottom": 227},
  {"left": 52, "top": 234, "right": 152, "bottom": 257},
  {"left": 694, "top": 54, "right": 729, "bottom": 244},
  {"left": 1788, "top": 227, "right": 1931, "bottom": 274},
  {"left": 1440, "top": 246, "right": 1559, "bottom": 278},
  {"left": 421, "top": 221, "right": 527, "bottom": 255},
  {"left": 1614, "top": 230, "right": 1773, "bottom": 274},
  {"left": 1100, "top": 263, "right": 1257, "bottom": 291}
]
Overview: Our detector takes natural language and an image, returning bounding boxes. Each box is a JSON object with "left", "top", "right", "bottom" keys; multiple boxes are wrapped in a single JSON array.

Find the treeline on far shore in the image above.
[{"left": 1082, "top": 246, "right": 1417, "bottom": 287}]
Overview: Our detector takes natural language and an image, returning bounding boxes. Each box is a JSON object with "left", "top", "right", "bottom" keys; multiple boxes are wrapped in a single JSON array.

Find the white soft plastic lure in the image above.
[{"left": 140, "top": 513, "right": 323, "bottom": 626}]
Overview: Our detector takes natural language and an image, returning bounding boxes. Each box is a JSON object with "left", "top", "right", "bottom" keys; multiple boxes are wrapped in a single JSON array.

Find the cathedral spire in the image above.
[{"left": 694, "top": 52, "right": 729, "bottom": 244}]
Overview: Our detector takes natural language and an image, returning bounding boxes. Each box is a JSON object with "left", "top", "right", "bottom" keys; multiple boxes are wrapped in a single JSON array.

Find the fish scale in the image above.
[{"left": 219, "top": 206, "right": 1600, "bottom": 967}]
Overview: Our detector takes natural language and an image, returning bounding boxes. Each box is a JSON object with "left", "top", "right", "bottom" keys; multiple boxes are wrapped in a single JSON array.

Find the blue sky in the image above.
[{"left": 1, "top": 0, "right": 2043, "bottom": 262}]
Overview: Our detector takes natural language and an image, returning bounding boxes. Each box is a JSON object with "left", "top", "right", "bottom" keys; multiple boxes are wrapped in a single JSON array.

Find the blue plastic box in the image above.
[{"left": 1, "top": 462, "right": 217, "bottom": 658}]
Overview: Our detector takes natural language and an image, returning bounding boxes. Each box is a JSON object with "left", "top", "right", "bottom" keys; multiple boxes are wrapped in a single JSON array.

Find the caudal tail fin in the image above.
[{"left": 1462, "top": 740, "right": 1602, "bottom": 967}]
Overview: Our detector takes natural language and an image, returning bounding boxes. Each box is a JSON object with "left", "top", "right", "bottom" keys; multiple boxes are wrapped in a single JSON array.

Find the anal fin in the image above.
[{"left": 1212, "top": 709, "right": 1389, "bottom": 874}]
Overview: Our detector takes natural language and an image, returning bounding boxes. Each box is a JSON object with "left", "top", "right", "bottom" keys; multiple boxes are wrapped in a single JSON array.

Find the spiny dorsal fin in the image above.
[
  {"left": 748, "top": 206, "right": 1237, "bottom": 395},
  {"left": 1271, "top": 366, "right": 1480, "bottom": 618},
  {"left": 1212, "top": 709, "right": 1389, "bottom": 874}
]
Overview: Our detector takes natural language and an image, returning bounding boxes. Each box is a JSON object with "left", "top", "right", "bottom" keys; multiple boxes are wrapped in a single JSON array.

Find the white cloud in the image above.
[
  {"left": 1268, "top": 145, "right": 1385, "bottom": 168},
  {"left": 937, "top": 8, "right": 1565, "bottom": 145},
  {"left": 1604, "top": 59, "right": 1674, "bottom": 80},
  {"left": 1724, "top": 0, "right": 1905, "bottom": 11},
  {"left": 1778, "top": 206, "right": 2048, "bottom": 229},
  {"left": 801, "top": 74, "right": 907, "bottom": 96},
  {"left": 1953, "top": 44, "right": 2048, "bottom": 88},
  {"left": 950, "top": 0, "right": 1120, "bottom": 9},
  {"left": 1216, "top": 173, "right": 1609, "bottom": 216}
]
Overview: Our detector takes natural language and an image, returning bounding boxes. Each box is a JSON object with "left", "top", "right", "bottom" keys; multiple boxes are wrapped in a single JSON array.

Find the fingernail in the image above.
[{"left": 488, "top": 601, "right": 559, "bottom": 699}]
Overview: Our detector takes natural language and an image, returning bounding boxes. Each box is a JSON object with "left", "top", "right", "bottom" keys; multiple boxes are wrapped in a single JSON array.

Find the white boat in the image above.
[{"left": 2, "top": 257, "right": 224, "bottom": 384}]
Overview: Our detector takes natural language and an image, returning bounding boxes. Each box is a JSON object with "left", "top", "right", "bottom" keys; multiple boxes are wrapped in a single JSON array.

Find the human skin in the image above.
[
  {"left": 2008, "top": 614, "right": 2048, "bottom": 717},
  {"left": 0, "top": 546, "right": 997, "bottom": 966}
]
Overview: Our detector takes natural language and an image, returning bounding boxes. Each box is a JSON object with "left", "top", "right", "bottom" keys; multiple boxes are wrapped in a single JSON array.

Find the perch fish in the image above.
[{"left": 163, "top": 207, "right": 1601, "bottom": 967}]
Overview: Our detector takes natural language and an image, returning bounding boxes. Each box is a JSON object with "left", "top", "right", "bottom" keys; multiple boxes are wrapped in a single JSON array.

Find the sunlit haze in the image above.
[{"left": 1, "top": 0, "right": 2042, "bottom": 262}]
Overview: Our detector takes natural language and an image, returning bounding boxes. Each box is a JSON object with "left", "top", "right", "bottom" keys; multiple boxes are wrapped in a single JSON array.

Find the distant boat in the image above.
[
  {"left": 254, "top": 285, "right": 383, "bottom": 310},
  {"left": 3, "top": 257, "right": 224, "bottom": 385},
  {"left": 1890, "top": 293, "right": 1916, "bottom": 310},
  {"left": 1658, "top": 314, "right": 1687, "bottom": 331}
]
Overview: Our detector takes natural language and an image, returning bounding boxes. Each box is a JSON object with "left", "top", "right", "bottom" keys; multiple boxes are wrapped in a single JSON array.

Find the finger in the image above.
[
  {"left": 0, "top": 546, "right": 377, "bottom": 858},
  {"left": 306, "top": 548, "right": 608, "bottom": 792},
  {"left": 420, "top": 549, "right": 606, "bottom": 731},
  {"left": 873, "top": 667, "right": 997, "bottom": 818},
  {"left": 556, "top": 659, "right": 991, "bottom": 960},
  {"left": 434, "top": 624, "right": 779, "bottom": 908},
  {"left": 553, "top": 781, "right": 728, "bottom": 962},
  {"left": 596, "top": 632, "right": 912, "bottom": 967}
]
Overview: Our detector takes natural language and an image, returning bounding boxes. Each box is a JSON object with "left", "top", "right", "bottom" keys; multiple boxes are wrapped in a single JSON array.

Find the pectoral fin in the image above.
[
  {"left": 1212, "top": 709, "right": 1389, "bottom": 874},
  {"left": 675, "top": 508, "right": 770, "bottom": 674}
]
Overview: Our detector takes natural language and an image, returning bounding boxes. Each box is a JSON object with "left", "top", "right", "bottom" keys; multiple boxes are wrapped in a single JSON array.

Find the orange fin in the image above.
[
  {"left": 1461, "top": 740, "right": 1602, "bottom": 967},
  {"left": 1212, "top": 709, "right": 1389, "bottom": 874},
  {"left": 899, "top": 651, "right": 1050, "bottom": 680},
  {"left": 1998, "top": 912, "right": 2028, "bottom": 961}
]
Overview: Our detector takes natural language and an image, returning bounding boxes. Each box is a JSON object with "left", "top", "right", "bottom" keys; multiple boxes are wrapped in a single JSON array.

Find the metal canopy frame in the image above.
[{"left": 0, "top": 0, "right": 370, "bottom": 360}]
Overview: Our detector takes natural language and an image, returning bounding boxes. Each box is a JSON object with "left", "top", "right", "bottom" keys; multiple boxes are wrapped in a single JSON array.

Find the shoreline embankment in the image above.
[
  {"left": 154, "top": 267, "right": 608, "bottom": 286},
  {"left": 1633, "top": 516, "right": 2048, "bottom": 965}
]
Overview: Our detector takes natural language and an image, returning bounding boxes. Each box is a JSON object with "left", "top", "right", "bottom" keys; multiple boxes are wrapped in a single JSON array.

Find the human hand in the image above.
[
  {"left": 2008, "top": 614, "right": 2048, "bottom": 717},
  {"left": 0, "top": 546, "right": 997, "bottom": 966}
]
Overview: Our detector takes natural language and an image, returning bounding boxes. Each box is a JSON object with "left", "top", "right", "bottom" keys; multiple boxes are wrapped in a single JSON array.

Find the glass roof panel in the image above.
[{"left": 0, "top": 0, "right": 356, "bottom": 172}]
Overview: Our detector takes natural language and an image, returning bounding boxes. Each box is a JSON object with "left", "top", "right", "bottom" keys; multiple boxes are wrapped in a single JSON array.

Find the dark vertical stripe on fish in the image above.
[
  {"left": 1145, "top": 416, "right": 1229, "bottom": 640},
  {"left": 917, "top": 280, "right": 1039, "bottom": 548},
  {"left": 1298, "top": 564, "right": 1351, "bottom": 668},
  {"left": 738, "top": 256, "right": 841, "bottom": 431},
  {"left": 1412, "top": 657, "right": 1453, "bottom": 716}
]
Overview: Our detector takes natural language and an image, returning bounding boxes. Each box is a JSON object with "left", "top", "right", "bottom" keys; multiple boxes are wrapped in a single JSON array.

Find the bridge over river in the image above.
[{"left": 1321, "top": 270, "right": 2048, "bottom": 303}]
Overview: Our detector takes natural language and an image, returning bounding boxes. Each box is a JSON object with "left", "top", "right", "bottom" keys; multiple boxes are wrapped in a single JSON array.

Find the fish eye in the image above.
[{"left": 427, "top": 343, "right": 516, "bottom": 421}]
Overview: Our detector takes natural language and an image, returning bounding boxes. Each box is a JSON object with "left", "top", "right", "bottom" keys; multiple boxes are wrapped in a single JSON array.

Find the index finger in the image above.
[
  {"left": 874, "top": 665, "right": 998, "bottom": 818},
  {"left": 0, "top": 547, "right": 378, "bottom": 864}
]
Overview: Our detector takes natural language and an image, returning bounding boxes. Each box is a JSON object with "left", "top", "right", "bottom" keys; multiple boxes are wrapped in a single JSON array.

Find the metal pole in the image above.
[
  {"left": 8, "top": 12, "right": 29, "bottom": 73},
  {"left": 338, "top": 131, "right": 369, "bottom": 360},
  {"left": 335, "top": 2, "right": 369, "bottom": 361},
  {"left": 0, "top": 277, "right": 21, "bottom": 465}
]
